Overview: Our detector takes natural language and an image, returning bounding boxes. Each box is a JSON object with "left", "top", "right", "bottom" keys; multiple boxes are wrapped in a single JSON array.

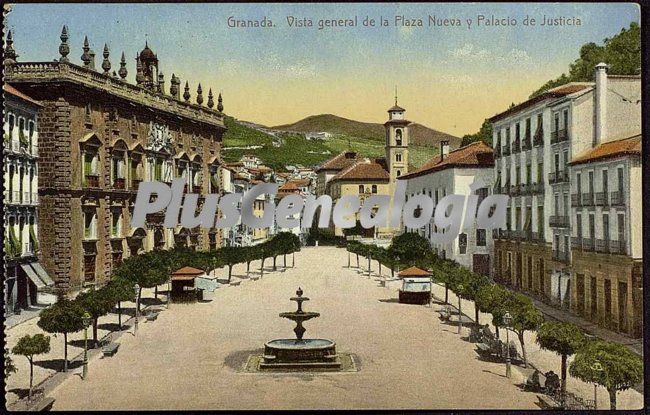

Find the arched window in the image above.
[
  {"left": 395, "top": 129, "right": 402, "bottom": 146},
  {"left": 371, "top": 185, "right": 377, "bottom": 193},
  {"left": 358, "top": 185, "right": 364, "bottom": 193},
  {"left": 396, "top": 170, "right": 401, "bottom": 177},
  {"left": 396, "top": 153, "right": 402, "bottom": 162}
]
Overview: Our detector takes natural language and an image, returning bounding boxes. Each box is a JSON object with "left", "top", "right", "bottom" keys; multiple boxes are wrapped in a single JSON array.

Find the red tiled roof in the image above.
[
  {"left": 398, "top": 266, "right": 432, "bottom": 277},
  {"left": 3, "top": 84, "right": 43, "bottom": 107},
  {"left": 279, "top": 181, "right": 300, "bottom": 191},
  {"left": 331, "top": 159, "right": 390, "bottom": 182},
  {"left": 316, "top": 151, "right": 360, "bottom": 172},
  {"left": 399, "top": 141, "right": 494, "bottom": 180},
  {"left": 489, "top": 83, "right": 592, "bottom": 123},
  {"left": 570, "top": 134, "right": 641, "bottom": 166}
]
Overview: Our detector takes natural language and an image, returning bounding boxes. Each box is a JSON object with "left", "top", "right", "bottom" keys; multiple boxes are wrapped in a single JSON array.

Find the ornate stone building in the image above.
[{"left": 5, "top": 27, "right": 227, "bottom": 291}]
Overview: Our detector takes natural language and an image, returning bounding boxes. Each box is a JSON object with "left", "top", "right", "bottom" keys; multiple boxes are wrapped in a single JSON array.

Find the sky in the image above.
[{"left": 5, "top": 3, "right": 640, "bottom": 136}]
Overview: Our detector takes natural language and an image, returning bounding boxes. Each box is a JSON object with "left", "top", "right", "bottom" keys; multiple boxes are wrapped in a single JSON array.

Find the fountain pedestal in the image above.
[{"left": 260, "top": 288, "right": 341, "bottom": 369}]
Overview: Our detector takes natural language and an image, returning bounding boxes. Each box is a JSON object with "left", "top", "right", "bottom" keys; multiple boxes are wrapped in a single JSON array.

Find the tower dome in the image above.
[{"left": 140, "top": 41, "right": 156, "bottom": 60}]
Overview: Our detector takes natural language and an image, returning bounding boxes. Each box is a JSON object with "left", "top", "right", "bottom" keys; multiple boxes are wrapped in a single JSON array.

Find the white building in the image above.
[
  {"left": 490, "top": 63, "right": 642, "bottom": 337},
  {"left": 398, "top": 141, "right": 495, "bottom": 276},
  {"left": 4, "top": 84, "right": 55, "bottom": 313}
]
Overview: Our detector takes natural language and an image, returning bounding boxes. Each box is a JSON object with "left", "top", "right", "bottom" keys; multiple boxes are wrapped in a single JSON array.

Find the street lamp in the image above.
[
  {"left": 167, "top": 266, "right": 172, "bottom": 309},
  {"left": 503, "top": 311, "right": 513, "bottom": 378},
  {"left": 81, "top": 311, "right": 91, "bottom": 380},
  {"left": 590, "top": 361, "right": 604, "bottom": 410},
  {"left": 457, "top": 284, "right": 464, "bottom": 334},
  {"left": 133, "top": 283, "right": 140, "bottom": 335}
]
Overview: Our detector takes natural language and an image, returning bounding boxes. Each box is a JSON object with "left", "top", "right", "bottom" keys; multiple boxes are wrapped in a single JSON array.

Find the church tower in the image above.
[{"left": 384, "top": 91, "right": 410, "bottom": 190}]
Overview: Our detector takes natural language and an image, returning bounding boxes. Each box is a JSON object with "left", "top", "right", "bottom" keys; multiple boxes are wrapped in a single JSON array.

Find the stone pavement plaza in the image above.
[{"left": 37, "top": 247, "right": 641, "bottom": 410}]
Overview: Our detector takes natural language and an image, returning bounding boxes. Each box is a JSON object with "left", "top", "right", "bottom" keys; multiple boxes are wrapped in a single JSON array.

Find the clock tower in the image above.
[{"left": 384, "top": 94, "right": 410, "bottom": 192}]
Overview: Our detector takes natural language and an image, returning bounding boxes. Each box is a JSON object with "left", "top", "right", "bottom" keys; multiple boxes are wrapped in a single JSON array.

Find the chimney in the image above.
[
  {"left": 594, "top": 62, "right": 608, "bottom": 145},
  {"left": 440, "top": 140, "right": 450, "bottom": 160}
]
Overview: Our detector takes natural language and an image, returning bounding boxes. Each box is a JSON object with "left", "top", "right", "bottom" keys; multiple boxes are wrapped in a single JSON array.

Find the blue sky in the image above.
[{"left": 5, "top": 3, "right": 640, "bottom": 135}]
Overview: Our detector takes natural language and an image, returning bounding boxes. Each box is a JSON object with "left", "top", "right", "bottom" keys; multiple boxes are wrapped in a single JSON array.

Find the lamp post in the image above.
[
  {"left": 590, "top": 361, "right": 604, "bottom": 410},
  {"left": 81, "top": 311, "right": 91, "bottom": 380},
  {"left": 457, "top": 284, "right": 464, "bottom": 334},
  {"left": 503, "top": 311, "right": 512, "bottom": 378},
  {"left": 133, "top": 283, "right": 140, "bottom": 335},
  {"left": 167, "top": 266, "right": 172, "bottom": 309}
]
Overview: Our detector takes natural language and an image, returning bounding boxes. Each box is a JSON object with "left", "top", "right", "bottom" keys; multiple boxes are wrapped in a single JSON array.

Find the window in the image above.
[
  {"left": 588, "top": 171, "right": 594, "bottom": 194},
  {"left": 506, "top": 127, "right": 511, "bottom": 143},
  {"left": 8, "top": 113, "right": 15, "bottom": 140},
  {"left": 576, "top": 172, "right": 581, "bottom": 195},
  {"left": 617, "top": 213, "right": 625, "bottom": 241},
  {"left": 576, "top": 213, "right": 582, "bottom": 239},
  {"left": 537, "top": 162, "right": 543, "bottom": 183},
  {"left": 371, "top": 185, "right": 377, "bottom": 194},
  {"left": 515, "top": 166, "right": 521, "bottom": 185},
  {"left": 617, "top": 167, "right": 624, "bottom": 194},
  {"left": 476, "top": 229, "right": 486, "bottom": 246},
  {"left": 84, "top": 210, "right": 97, "bottom": 240},
  {"left": 506, "top": 207, "right": 512, "bottom": 230},
  {"left": 395, "top": 129, "right": 402, "bottom": 146},
  {"left": 563, "top": 109, "right": 569, "bottom": 130},
  {"left": 358, "top": 185, "right": 364, "bottom": 193},
  {"left": 396, "top": 170, "right": 401, "bottom": 177},
  {"left": 554, "top": 113, "right": 560, "bottom": 132},
  {"left": 515, "top": 123, "right": 520, "bottom": 141},
  {"left": 602, "top": 169, "right": 608, "bottom": 195},
  {"left": 458, "top": 233, "right": 467, "bottom": 254},
  {"left": 525, "top": 118, "right": 531, "bottom": 139},
  {"left": 515, "top": 207, "right": 521, "bottom": 230},
  {"left": 537, "top": 205, "right": 544, "bottom": 234},
  {"left": 554, "top": 153, "right": 560, "bottom": 174},
  {"left": 589, "top": 214, "right": 595, "bottom": 239},
  {"left": 111, "top": 210, "right": 122, "bottom": 238},
  {"left": 602, "top": 213, "right": 609, "bottom": 242},
  {"left": 526, "top": 164, "right": 531, "bottom": 184},
  {"left": 395, "top": 153, "right": 402, "bottom": 162},
  {"left": 563, "top": 150, "right": 569, "bottom": 169}
]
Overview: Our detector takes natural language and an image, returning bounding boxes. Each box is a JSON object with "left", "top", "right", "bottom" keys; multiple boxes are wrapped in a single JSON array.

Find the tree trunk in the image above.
[
  {"left": 348, "top": 252, "right": 351, "bottom": 268},
  {"left": 608, "top": 388, "right": 617, "bottom": 410},
  {"left": 260, "top": 258, "right": 265, "bottom": 277},
  {"left": 273, "top": 256, "right": 277, "bottom": 271},
  {"left": 292, "top": 252, "right": 295, "bottom": 267},
  {"left": 92, "top": 318, "right": 98, "bottom": 347},
  {"left": 228, "top": 265, "right": 233, "bottom": 282},
  {"left": 63, "top": 333, "right": 68, "bottom": 372},
  {"left": 391, "top": 267, "right": 394, "bottom": 278},
  {"left": 118, "top": 301, "right": 122, "bottom": 330},
  {"left": 28, "top": 358, "right": 33, "bottom": 400},
  {"left": 495, "top": 326, "right": 500, "bottom": 339},
  {"left": 560, "top": 354, "right": 567, "bottom": 397},
  {"left": 283, "top": 254, "right": 287, "bottom": 268},
  {"left": 138, "top": 287, "right": 143, "bottom": 312},
  {"left": 518, "top": 331, "right": 528, "bottom": 368},
  {"left": 378, "top": 262, "right": 382, "bottom": 277},
  {"left": 475, "top": 304, "right": 480, "bottom": 325},
  {"left": 367, "top": 256, "right": 371, "bottom": 276},
  {"left": 356, "top": 254, "right": 359, "bottom": 268},
  {"left": 155, "top": 286, "right": 158, "bottom": 299},
  {"left": 246, "top": 262, "right": 250, "bottom": 277},
  {"left": 445, "top": 284, "right": 449, "bottom": 304}
]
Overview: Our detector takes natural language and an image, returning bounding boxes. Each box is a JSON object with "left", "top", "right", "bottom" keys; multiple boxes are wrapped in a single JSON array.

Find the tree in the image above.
[
  {"left": 37, "top": 299, "right": 85, "bottom": 372},
  {"left": 242, "top": 246, "right": 260, "bottom": 277},
  {"left": 105, "top": 278, "right": 135, "bottom": 330},
  {"left": 389, "top": 232, "right": 431, "bottom": 268},
  {"left": 569, "top": 340, "right": 643, "bottom": 410},
  {"left": 494, "top": 293, "right": 543, "bottom": 368},
  {"left": 5, "top": 348, "right": 17, "bottom": 378},
  {"left": 12, "top": 334, "right": 51, "bottom": 400},
  {"left": 77, "top": 287, "right": 115, "bottom": 347},
  {"left": 460, "top": 119, "right": 493, "bottom": 147},
  {"left": 531, "top": 22, "right": 640, "bottom": 97},
  {"left": 536, "top": 322, "right": 586, "bottom": 400},
  {"left": 219, "top": 246, "right": 244, "bottom": 282},
  {"left": 454, "top": 267, "right": 490, "bottom": 324}
]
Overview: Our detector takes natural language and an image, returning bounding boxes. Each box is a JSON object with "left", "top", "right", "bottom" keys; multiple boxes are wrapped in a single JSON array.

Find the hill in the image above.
[
  {"left": 272, "top": 114, "right": 461, "bottom": 148},
  {"left": 222, "top": 116, "right": 439, "bottom": 171}
]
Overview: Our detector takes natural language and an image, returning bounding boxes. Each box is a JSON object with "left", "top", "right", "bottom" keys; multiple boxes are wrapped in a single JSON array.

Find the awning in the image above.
[
  {"left": 21, "top": 264, "right": 45, "bottom": 289},
  {"left": 195, "top": 276, "right": 220, "bottom": 292},
  {"left": 31, "top": 263, "right": 55, "bottom": 286}
]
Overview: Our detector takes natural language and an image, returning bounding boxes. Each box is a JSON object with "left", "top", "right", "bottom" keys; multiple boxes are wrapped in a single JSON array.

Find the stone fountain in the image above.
[{"left": 260, "top": 287, "right": 341, "bottom": 369}]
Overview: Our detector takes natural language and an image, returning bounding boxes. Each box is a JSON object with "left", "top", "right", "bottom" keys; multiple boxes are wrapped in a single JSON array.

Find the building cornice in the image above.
[{"left": 5, "top": 62, "right": 226, "bottom": 130}]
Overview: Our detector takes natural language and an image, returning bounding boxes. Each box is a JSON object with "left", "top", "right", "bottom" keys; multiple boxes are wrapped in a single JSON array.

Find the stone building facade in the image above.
[{"left": 5, "top": 27, "right": 227, "bottom": 291}]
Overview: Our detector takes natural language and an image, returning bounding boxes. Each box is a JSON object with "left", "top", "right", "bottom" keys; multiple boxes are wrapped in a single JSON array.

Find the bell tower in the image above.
[{"left": 384, "top": 90, "right": 410, "bottom": 190}]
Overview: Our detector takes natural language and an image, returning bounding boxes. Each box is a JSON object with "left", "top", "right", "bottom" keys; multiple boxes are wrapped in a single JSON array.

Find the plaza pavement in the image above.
[{"left": 8, "top": 246, "right": 643, "bottom": 410}]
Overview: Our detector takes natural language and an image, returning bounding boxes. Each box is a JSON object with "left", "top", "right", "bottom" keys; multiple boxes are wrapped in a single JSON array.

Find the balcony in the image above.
[
  {"left": 192, "top": 184, "right": 203, "bottom": 194},
  {"left": 533, "top": 129, "right": 544, "bottom": 147},
  {"left": 510, "top": 184, "right": 520, "bottom": 196},
  {"left": 529, "top": 182, "right": 544, "bottom": 194},
  {"left": 552, "top": 250, "right": 570, "bottom": 263},
  {"left": 571, "top": 236, "right": 582, "bottom": 249},
  {"left": 550, "top": 129, "right": 568, "bottom": 144},
  {"left": 609, "top": 239, "right": 627, "bottom": 255},
  {"left": 84, "top": 174, "right": 100, "bottom": 188},
  {"left": 582, "top": 238, "right": 595, "bottom": 252},
  {"left": 502, "top": 144, "right": 511, "bottom": 156},
  {"left": 522, "top": 136, "right": 532, "bottom": 151},
  {"left": 113, "top": 177, "right": 126, "bottom": 190},
  {"left": 594, "top": 192, "right": 608, "bottom": 206},
  {"left": 512, "top": 139, "right": 521, "bottom": 154},
  {"left": 549, "top": 215, "right": 570, "bottom": 228},
  {"left": 548, "top": 170, "right": 568, "bottom": 184},
  {"left": 581, "top": 192, "right": 594, "bottom": 206},
  {"left": 571, "top": 194, "right": 581, "bottom": 207},
  {"left": 595, "top": 239, "right": 609, "bottom": 253},
  {"left": 610, "top": 191, "right": 625, "bottom": 206},
  {"left": 494, "top": 145, "right": 502, "bottom": 158}
]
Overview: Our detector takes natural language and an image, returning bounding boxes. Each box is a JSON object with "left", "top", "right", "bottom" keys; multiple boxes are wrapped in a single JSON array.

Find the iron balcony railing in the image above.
[
  {"left": 610, "top": 191, "right": 625, "bottom": 206},
  {"left": 609, "top": 239, "right": 626, "bottom": 255},
  {"left": 533, "top": 128, "right": 544, "bottom": 146},
  {"left": 502, "top": 144, "right": 511, "bottom": 156},
  {"left": 571, "top": 193, "right": 581, "bottom": 207},
  {"left": 552, "top": 250, "right": 570, "bottom": 263},
  {"left": 581, "top": 192, "right": 594, "bottom": 206},
  {"left": 571, "top": 236, "right": 582, "bottom": 249},
  {"left": 549, "top": 171, "right": 568, "bottom": 184},
  {"left": 582, "top": 238, "right": 595, "bottom": 252},
  {"left": 595, "top": 239, "right": 609, "bottom": 253},
  {"left": 510, "top": 184, "right": 520, "bottom": 196},
  {"left": 522, "top": 135, "right": 532, "bottom": 151},
  {"left": 549, "top": 215, "right": 570, "bottom": 228},
  {"left": 512, "top": 139, "right": 521, "bottom": 153},
  {"left": 550, "top": 129, "right": 569, "bottom": 144},
  {"left": 594, "top": 192, "right": 608, "bottom": 206}
]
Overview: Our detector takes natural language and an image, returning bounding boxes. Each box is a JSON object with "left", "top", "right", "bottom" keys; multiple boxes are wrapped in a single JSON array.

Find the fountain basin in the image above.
[{"left": 261, "top": 338, "right": 341, "bottom": 369}]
